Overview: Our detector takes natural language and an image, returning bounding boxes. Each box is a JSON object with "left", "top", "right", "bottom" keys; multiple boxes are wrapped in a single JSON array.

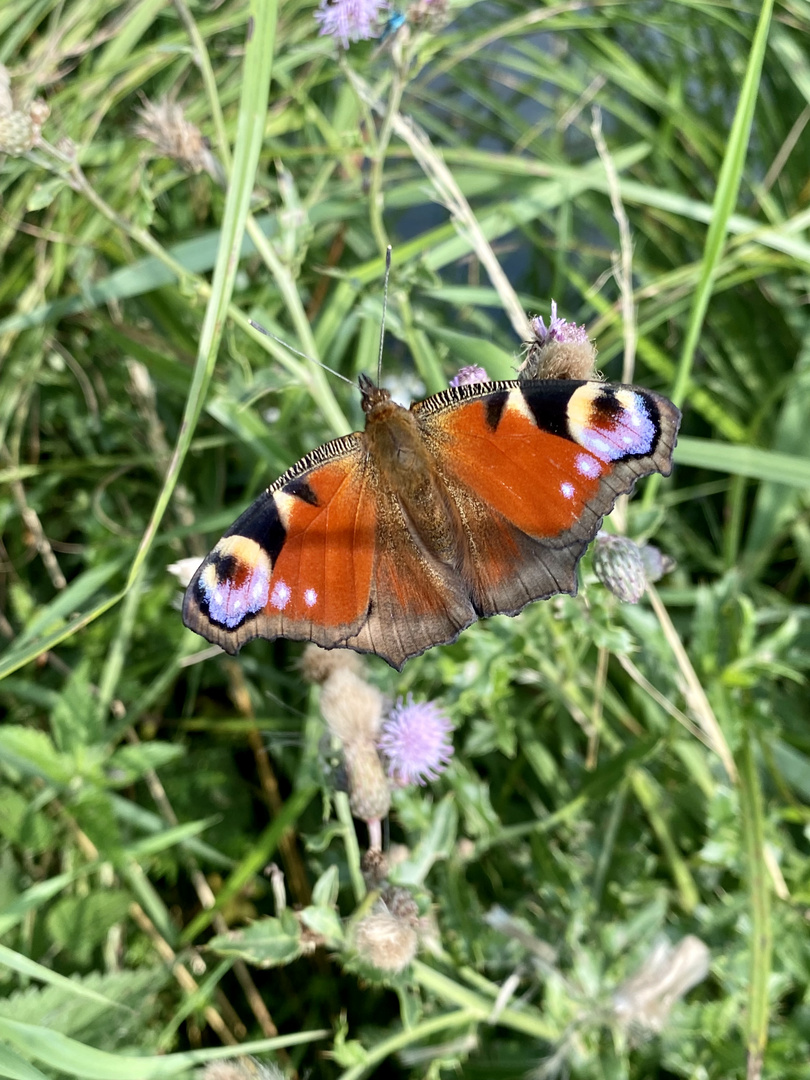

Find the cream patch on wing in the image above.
[
  {"left": 567, "top": 384, "right": 656, "bottom": 461},
  {"left": 198, "top": 535, "right": 272, "bottom": 628}
]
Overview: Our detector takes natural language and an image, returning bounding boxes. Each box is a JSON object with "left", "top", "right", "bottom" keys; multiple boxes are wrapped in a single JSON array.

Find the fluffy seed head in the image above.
[
  {"left": 354, "top": 910, "right": 418, "bottom": 973},
  {"left": 378, "top": 694, "right": 454, "bottom": 786},
  {"left": 343, "top": 740, "right": 391, "bottom": 824},
  {"left": 134, "top": 97, "right": 220, "bottom": 178},
  {"left": 612, "top": 936, "right": 710, "bottom": 1034}
]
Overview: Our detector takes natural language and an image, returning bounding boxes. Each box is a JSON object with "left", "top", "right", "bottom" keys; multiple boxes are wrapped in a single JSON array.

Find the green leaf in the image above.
[
  {"left": 674, "top": 437, "right": 810, "bottom": 487},
  {"left": 45, "top": 892, "right": 132, "bottom": 965},
  {"left": 0, "top": 945, "right": 126, "bottom": 1013},
  {"left": 108, "top": 742, "right": 186, "bottom": 785},
  {"left": 311, "top": 864, "right": 340, "bottom": 909},
  {"left": 207, "top": 910, "right": 302, "bottom": 968},
  {"left": 0, "top": 1017, "right": 326, "bottom": 1080},
  {"left": 300, "top": 905, "right": 344, "bottom": 946},
  {"left": 50, "top": 660, "right": 99, "bottom": 753},
  {"left": 0, "top": 1042, "right": 49, "bottom": 1080}
]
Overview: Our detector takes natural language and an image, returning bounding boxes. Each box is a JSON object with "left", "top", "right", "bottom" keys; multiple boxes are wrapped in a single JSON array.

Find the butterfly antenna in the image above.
[
  {"left": 377, "top": 245, "right": 392, "bottom": 385},
  {"left": 249, "top": 320, "right": 354, "bottom": 388}
]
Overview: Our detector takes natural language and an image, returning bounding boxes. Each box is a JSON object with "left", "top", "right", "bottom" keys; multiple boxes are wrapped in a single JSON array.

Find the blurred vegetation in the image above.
[{"left": 1, "top": 0, "right": 810, "bottom": 1077}]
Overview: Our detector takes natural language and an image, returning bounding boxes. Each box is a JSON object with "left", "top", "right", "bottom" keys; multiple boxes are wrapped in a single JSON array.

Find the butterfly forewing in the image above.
[
  {"left": 183, "top": 434, "right": 378, "bottom": 655},
  {"left": 414, "top": 378, "right": 680, "bottom": 619}
]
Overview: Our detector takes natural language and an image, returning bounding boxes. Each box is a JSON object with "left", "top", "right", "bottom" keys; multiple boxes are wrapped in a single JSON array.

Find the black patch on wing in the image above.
[
  {"left": 223, "top": 491, "right": 287, "bottom": 564},
  {"left": 521, "top": 379, "right": 579, "bottom": 438},
  {"left": 283, "top": 477, "right": 319, "bottom": 506},
  {"left": 484, "top": 390, "right": 509, "bottom": 431}
]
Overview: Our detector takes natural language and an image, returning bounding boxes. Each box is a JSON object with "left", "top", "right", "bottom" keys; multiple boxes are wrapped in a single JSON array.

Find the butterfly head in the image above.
[{"left": 359, "top": 373, "right": 393, "bottom": 415}]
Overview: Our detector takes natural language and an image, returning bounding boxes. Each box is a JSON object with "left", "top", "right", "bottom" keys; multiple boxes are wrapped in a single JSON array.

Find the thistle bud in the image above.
[
  {"left": 592, "top": 534, "right": 648, "bottom": 604},
  {"left": 319, "top": 667, "right": 383, "bottom": 743},
  {"left": 343, "top": 740, "right": 391, "bottom": 825},
  {"left": 639, "top": 543, "right": 676, "bottom": 584},
  {"left": 299, "top": 643, "right": 363, "bottom": 685}
]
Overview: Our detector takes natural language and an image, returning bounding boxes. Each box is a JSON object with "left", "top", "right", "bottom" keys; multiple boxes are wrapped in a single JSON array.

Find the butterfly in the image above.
[{"left": 182, "top": 374, "right": 681, "bottom": 670}]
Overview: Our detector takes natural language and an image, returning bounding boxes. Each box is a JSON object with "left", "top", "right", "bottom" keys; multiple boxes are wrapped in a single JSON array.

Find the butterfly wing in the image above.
[
  {"left": 413, "top": 378, "right": 681, "bottom": 618},
  {"left": 182, "top": 432, "right": 477, "bottom": 668},
  {"left": 183, "top": 434, "right": 381, "bottom": 655}
]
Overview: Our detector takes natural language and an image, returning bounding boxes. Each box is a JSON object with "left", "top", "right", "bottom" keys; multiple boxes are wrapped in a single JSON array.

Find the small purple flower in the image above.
[
  {"left": 378, "top": 694, "right": 454, "bottom": 786},
  {"left": 450, "top": 365, "right": 489, "bottom": 388},
  {"left": 314, "top": 0, "right": 389, "bottom": 49},
  {"left": 531, "top": 300, "right": 589, "bottom": 346}
]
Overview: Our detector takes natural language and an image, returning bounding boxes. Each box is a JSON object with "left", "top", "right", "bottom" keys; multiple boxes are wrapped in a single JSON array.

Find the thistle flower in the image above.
[
  {"left": 378, "top": 694, "right": 454, "bottom": 786},
  {"left": 314, "top": 0, "right": 389, "bottom": 49},
  {"left": 592, "top": 533, "right": 648, "bottom": 604},
  {"left": 520, "top": 300, "right": 598, "bottom": 381},
  {"left": 450, "top": 365, "right": 489, "bottom": 388},
  {"left": 612, "top": 935, "right": 710, "bottom": 1034}
]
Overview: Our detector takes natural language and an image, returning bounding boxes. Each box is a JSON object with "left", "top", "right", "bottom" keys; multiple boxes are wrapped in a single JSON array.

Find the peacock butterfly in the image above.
[{"left": 182, "top": 372, "right": 681, "bottom": 669}]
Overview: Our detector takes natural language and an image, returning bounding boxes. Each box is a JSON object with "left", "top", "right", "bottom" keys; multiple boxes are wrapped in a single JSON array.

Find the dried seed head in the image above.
[
  {"left": 612, "top": 935, "right": 710, "bottom": 1034},
  {"left": 134, "top": 97, "right": 217, "bottom": 176},
  {"left": 382, "top": 886, "right": 419, "bottom": 926},
  {"left": 299, "top": 643, "right": 364, "bottom": 685},
  {"left": 167, "top": 557, "right": 203, "bottom": 589},
  {"left": 354, "top": 910, "right": 418, "bottom": 973},
  {"left": 362, "top": 847, "right": 389, "bottom": 887},
  {"left": 343, "top": 739, "right": 391, "bottom": 826},
  {"left": 520, "top": 301, "right": 599, "bottom": 381},
  {"left": 592, "top": 533, "right": 648, "bottom": 604},
  {"left": 201, "top": 1059, "right": 286, "bottom": 1080},
  {"left": 320, "top": 667, "right": 383, "bottom": 743},
  {"left": 409, "top": 0, "right": 451, "bottom": 30}
]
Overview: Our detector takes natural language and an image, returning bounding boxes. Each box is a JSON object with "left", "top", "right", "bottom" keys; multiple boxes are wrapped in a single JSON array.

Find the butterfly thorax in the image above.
[{"left": 364, "top": 392, "right": 462, "bottom": 567}]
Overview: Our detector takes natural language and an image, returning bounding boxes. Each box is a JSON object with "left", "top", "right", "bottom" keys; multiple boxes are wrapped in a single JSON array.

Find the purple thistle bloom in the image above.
[
  {"left": 378, "top": 694, "right": 454, "bottom": 786},
  {"left": 449, "top": 365, "right": 489, "bottom": 388},
  {"left": 531, "top": 300, "right": 589, "bottom": 346},
  {"left": 314, "top": 0, "right": 389, "bottom": 49}
]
